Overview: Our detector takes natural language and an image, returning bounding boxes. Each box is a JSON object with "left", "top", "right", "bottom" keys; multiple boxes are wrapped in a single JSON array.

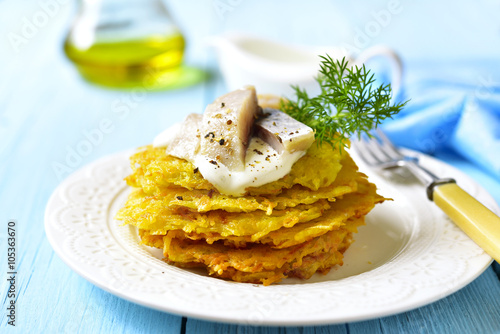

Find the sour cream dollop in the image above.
[{"left": 153, "top": 121, "right": 307, "bottom": 196}]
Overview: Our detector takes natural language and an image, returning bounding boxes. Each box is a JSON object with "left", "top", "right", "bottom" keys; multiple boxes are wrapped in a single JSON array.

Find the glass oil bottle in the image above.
[{"left": 64, "top": 0, "right": 190, "bottom": 89}]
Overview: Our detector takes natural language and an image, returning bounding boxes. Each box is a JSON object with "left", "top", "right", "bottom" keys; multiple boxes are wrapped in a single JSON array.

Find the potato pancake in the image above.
[
  {"left": 125, "top": 141, "right": 344, "bottom": 196},
  {"left": 115, "top": 93, "right": 387, "bottom": 285},
  {"left": 162, "top": 228, "right": 351, "bottom": 285},
  {"left": 118, "top": 153, "right": 359, "bottom": 216},
  {"left": 138, "top": 179, "right": 382, "bottom": 248}
]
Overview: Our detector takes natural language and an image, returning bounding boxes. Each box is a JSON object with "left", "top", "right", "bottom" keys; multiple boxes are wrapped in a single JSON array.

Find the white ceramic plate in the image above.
[{"left": 44, "top": 149, "right": 497, "bottom": 326}]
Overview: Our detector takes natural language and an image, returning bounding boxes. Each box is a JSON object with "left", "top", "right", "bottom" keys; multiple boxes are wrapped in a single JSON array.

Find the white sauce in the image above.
[
  {"left": 194, "top": 137, "right": 305, "bottom": 196},
  {"left": 153, "top": 122, "right": 182, "bottom": 147},
  {"left": 153, "top": 127, "right": 305, "bottom": 196}
]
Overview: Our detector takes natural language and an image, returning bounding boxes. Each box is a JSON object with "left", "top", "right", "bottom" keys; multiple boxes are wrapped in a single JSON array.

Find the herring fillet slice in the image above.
[
  {"left": 199, "top": 86, "right": 259, "bottom": 171},
  {"left": 255, "top": 108, "right": 315, "bottom": 154},
  {"left": 163, "top": 113, "right": 203, "bottom": 162}
]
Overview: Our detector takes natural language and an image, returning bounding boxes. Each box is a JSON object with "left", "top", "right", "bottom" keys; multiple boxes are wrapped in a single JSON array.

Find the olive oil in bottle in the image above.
[{"left": 64, "top": 0, "right": 194, "bottom": 89}]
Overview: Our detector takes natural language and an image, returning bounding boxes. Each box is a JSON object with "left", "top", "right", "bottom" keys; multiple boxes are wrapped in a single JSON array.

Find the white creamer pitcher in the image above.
[{"left": 208, "top": 33, "right": 402, "bottom": 99}]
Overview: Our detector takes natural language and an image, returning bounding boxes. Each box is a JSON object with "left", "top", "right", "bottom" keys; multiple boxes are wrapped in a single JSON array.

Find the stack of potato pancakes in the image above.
[{"left": 115, "top": 95, "right": 385, "bottom": 285}]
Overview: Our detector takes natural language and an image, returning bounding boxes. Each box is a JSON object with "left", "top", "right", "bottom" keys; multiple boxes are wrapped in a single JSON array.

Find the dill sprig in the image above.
[{"left": 281, "top": 55, "right": 408, "bottom": 149}]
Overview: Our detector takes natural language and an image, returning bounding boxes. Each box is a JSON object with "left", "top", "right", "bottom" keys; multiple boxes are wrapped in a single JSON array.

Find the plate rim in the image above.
[{"left": 44, "top": 148, "right": 497, "bottom": 326}]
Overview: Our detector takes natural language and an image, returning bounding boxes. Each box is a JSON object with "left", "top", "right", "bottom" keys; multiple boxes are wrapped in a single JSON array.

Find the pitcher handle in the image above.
[{"left": 354, "top": 45, "right": 403, "bottom": 101}]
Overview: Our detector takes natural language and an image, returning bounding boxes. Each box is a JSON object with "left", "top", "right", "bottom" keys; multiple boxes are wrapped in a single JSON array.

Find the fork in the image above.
[{"left": 352, "top": 128, "right": 500, "bottom": 263}]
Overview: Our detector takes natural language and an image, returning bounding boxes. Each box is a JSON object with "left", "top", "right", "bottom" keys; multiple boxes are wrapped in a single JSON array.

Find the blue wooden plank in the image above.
[
  {"left": 302, "top": 325, "right": 349, "bottom": 334},
  {"left": 493, "top": 262, "right": 500, "bottom": 279},
  {"left": 185, "top": 319, "right": 307, "bottom": 334}
]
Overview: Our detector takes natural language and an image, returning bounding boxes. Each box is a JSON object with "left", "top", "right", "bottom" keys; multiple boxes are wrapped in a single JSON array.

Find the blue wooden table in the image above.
[{"left": 1, "top": 1, "right": 500, "bottom": 333}]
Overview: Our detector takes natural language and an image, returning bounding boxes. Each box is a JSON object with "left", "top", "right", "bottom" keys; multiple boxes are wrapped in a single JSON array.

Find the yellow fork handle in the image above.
[{"left": 433, "top": 183, "right": 500, "bottom": 263}]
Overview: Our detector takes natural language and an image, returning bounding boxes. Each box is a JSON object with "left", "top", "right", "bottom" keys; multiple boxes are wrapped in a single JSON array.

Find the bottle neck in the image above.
[
  {"left": 72, "top": 0, "right": 178, "bottom": 45},
  {"left": 96, "top": 0, "right": 167, "bottom": 14}
]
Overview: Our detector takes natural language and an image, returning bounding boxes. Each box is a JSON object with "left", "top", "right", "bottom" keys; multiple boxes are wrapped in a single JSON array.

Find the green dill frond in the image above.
[{"left": 280, "top": 55, "right": 408, "bottom": 149}]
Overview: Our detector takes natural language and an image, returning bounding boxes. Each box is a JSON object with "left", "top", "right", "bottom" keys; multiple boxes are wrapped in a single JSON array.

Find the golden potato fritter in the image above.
[
  {"left": 138, "top": 179, "right": 382, "bottom": 248},
  {"left": 122, "top": 157, "right": 357, "bottom": 215},
  {"left": 116, "top": 131, "right": 387, "bottom": 285},
  {"left": 118, "top": 199, "right": 331, "bottom": 241},
  {"left": 124, "top": 142, "right": 344, "bottom": 196},
  {"left": 162, "top": 227, "right": 353, "bottom": 286}
]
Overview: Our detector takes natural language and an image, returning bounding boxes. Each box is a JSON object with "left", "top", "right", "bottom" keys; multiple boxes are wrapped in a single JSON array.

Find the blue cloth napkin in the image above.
[{"left": 380, "top": 60, "right": 500, "bottom": 179}]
